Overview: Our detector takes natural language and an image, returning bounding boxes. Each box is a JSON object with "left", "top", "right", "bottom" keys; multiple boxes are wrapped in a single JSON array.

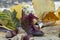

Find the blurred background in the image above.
[
  {"left": 0, "top": 0, "right": 59, "bottom": 10},
  {"left": 0, "top": 0, "right": 32, "bottom": 8}
]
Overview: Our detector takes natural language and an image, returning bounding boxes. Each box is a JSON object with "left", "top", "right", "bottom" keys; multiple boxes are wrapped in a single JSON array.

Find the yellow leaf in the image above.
[
  {"left": 10, "top": 4, "right": 22, "bottom": 20},
  {"left": 32, "top": 0, "right": 55, "bottom": 20},
  {"left": 55, "top": 7, "right": 60, "bottom": 20}
]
